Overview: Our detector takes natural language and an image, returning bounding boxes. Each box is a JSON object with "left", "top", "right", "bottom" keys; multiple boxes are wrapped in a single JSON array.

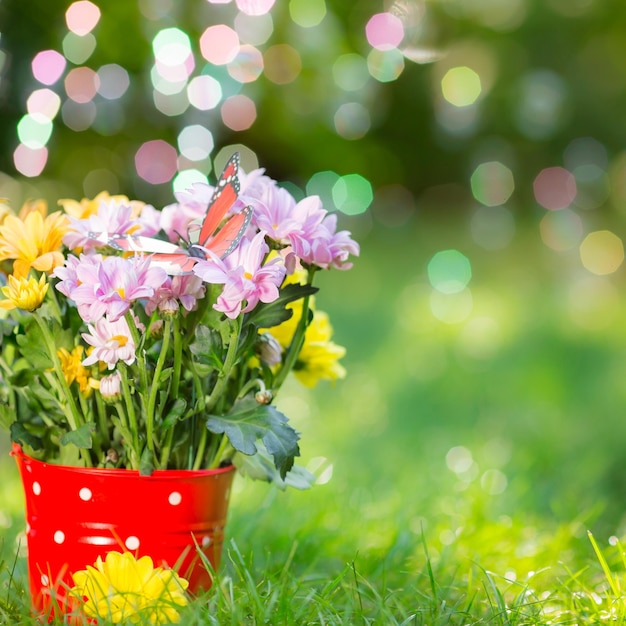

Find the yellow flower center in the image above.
[{"left": 112, "top": 335, "right": 128, "bottom": 347}]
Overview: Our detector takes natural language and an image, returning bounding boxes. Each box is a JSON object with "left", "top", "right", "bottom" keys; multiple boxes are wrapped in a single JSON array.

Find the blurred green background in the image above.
[{"left": 2, "top": 0, "right": 626, "bottom": 556}]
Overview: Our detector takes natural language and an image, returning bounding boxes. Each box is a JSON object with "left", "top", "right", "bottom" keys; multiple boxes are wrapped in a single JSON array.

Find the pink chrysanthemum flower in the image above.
[
  {"left": 145, "top": 274, "right": 206, "bottom": 316},
  {"left": 193, "top": 231, "right": 286, "bottom": 319},
  {"left": 63, "top": 199, "right": 139, "bottom": 251},
  {"left": 82, "top": 316, "right": 137, "bottom": 369},
  {"left": 60, "top": 255, "right": 168, "bottom": 323}
]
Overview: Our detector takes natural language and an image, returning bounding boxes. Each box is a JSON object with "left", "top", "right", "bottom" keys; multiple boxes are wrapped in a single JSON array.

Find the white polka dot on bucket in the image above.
[
  {"left": 168, "top": 491, "right": 182, "bottom": 506},
  {"left": 125, "top": 535, "right": 140, "bottom": 550},
  {"left": 40, "top": 574, "right": 49, "bottom": 586},
  {"left": 32, "top": 481, "right": 41, "bottom": 495},
  {"left": 53, "top": 530, "right": 65, "bottom": 544},
  {"left": 202, "top": 535, "right": 212, "bottom": 547},
  {"left": 79, "top": 487, "right": 92, "bottom": 501}
]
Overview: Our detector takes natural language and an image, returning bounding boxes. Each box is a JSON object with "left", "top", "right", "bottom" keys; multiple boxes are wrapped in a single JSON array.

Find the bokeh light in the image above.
[
  {"left": 65, "top": 1, "right": 101, "bottom": 36},
  {"left": 97, "top": 64, "right": 130, "bottom": 100},
  {"left": 173, "top": 169, "right": 209, "bottom": 194},
  {"left": 61, "top": 100, "right": 96, "bottom": 131},
  {"left": 235, "top": 0, "right": 275, "bottom": 15},
  {"left": 334, "top": 103, "right": 370, "bottom": 140},
  {"left": 533, "top": 166, "right": 577, "bottom": 210},
  {"left": 17, "top": 115, "right": 53, "bottom": 149},
  {"left": 367, "top": 48, "right": 404, "bottom": 83},
  {"left": 64, "top": 67, "right": 100, "bottom": 104},
  {"left": 135, "top": 140, "right": 178, "bottom": 184},
  {"left": 289, "top": 0, "right": 326, "bottom": 28},
  {"left": 187, "top": 75, "right": 222, "bottom": 110},
  {"left": 31, "top": 50, "right": 66, "bottom": 86},
  {"left": 177, "top": 125, "right": 214, "bottom": 161},
  {"left": 540, "top": 209, "right": 583, "bottom": 252},
  {"left": 234, "top": 12, "right": 274, "bottom": 46},
  {"left": 26, "top": 89, "right": 62, "bottom": 120},
  {"left": 227, "top": 45, "right": 264, "bottom": 83},
  {"left": 365, "top": 12, "right": 404, "bottom": 51},
  {"left": 307, "top": 170, "right": 340, "bottom": 211},
  {"left": 200, "top": 25, "right": 240, "bottom": 66},
  {"left": 332, "top": 174, "right": 373, "bottom": 215},
  {"left": 13, "top": 145, "right": 48, "bottom": 177},
  {"left": 153, "top": 28, "right": 194, "bottom": 83},
  {"left": 264, "top": 44, "right": 302, "bottom": 84},
  {"left": 470, "top": 161, "right": 514, "bottom": 206},
  {"left": 332, "top": 54, "right": 369, "bottom": 92},
  {"left": 428, "top": 250, "right": 472, "bottom": 294},
  {"left": 441, "top": 66, "right": 482, "bottom": 107},
  {"left": 579, "top": 230, "right": 624, "bottom": 276},
  {"left": 62, "top": 32, "right": 96, "bottom": 65},
  {"left": 220, "top": 94, "right": 257, "bottom": 131}
]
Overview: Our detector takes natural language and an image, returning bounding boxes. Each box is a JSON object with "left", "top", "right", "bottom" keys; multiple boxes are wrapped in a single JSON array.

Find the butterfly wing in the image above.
[
  {"left": 200, "top": 205, "right": 253, "bottom": 258},
  {"left": 198, "top": 153, "right": 241, "bottom": 246},
  {"left": 104, "top": 234, "right": 184, "bottom": 255}
]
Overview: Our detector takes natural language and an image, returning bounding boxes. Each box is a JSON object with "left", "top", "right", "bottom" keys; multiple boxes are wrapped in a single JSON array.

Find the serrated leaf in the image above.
[
  {"left": 206, "top": 395, "right": 300, "bottom": 478},
  {"left": 9, "top": 368, "right": 36, "bottom": 387},
  {"left": 233, "top": 446, "right": 315, "bottom": 490},
  {"left": 247, "top": 283, "right": 318, "bottom": 329},
  {"left": 15, "top": 320, "right": 54, "bottom": 369},
  {"left": 60, "top": 423, "right": 95, "bottom": 449}
]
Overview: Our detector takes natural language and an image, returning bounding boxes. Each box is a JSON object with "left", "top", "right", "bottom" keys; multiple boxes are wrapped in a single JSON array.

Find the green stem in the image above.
[
  {"left": 125, "top": 311, "right": 149, "bottom": 394},
  {"left": 146, "top": 318, "right": 172, "bottom": 458},
  {"left": 171, "top": 315, "right": 183, "bottom": 399},
  {"left": 273, "top": 269, "right": 317, "bottom": 391},
  {"left": 207, "top": 434, "right": 231, "bottom": 470},
  {"left": 117, "top": 364, "right": 140, "bottom": 468},
  {"left": 206, "top": 316, "right": 242, "bottom": 413}
]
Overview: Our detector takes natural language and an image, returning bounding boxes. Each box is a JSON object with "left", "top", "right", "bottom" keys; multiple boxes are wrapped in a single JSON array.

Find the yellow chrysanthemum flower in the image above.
[
  {"left": 70, "top": 551, "right": 189, "bottom": 625},
  {"left": 57, "top": 346, "right": 99, "bottom": 395},
  {"left": 59, "top": 191, "right": 146, "bottom": 220},
  {"left": 0, "top": 201, "right": 68, "bottom": 277},
  {"left": 0, "top": 273, "right": 49, "bottom": 312},
  {"left": 264, "top": 299, "right": 347, "bottom": 388}
]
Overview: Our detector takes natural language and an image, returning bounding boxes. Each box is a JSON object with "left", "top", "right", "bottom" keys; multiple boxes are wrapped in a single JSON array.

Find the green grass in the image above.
[{"left": 3, "top": 214, "right": 626, "bottom": 624}]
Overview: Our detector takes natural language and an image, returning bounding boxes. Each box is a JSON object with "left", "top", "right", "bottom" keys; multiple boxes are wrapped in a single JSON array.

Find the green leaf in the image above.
[
  {"left": 233, "top": 446, "right": 315, "bottom": 490},
  {"left": 10, "top": 422, "right": 43, "bottom": 450},
  {"left": 0, "top": 403, "right": 14, "bottom": 431},
  {"left": 60, "top": 423, "right": 95, "bottom": 449},
  {"left": 158, "top": 367, "right": 173, "bottom": 383},
  {"left": 206, "top": 395, "right": 300, "bottom": 478},
  {"left": 140, "top": 447, "right": 154, "bottom": 476},
  {"left": 15, "top": 321, "right": 53, "bottom": 369},
  {"left": 247, "top": 283, "right": 318, "bottom": 329},
  {"left": 160, "top": 398, "right": 187, "bottom": 430}
]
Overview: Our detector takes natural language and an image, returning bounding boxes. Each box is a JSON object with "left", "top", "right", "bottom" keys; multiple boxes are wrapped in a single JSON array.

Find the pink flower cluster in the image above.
[{"left": 55, "top": 161, "right": 359, "bottom": 367}]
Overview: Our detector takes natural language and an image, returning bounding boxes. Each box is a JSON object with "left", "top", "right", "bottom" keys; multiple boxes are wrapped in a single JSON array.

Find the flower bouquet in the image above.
[{"left": 0, "top": 153, "right": 359, "bottom": 618}]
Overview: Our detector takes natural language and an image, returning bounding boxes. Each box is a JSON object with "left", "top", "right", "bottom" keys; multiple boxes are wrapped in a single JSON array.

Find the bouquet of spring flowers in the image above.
[{"left": 0, "top": 154, "right": 359, "bottom": 484}]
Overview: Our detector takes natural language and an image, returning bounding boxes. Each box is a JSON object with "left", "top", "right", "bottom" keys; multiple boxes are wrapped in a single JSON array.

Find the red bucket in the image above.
[{"left": 12, "top": 444, "right": 235, "bottom": 616}]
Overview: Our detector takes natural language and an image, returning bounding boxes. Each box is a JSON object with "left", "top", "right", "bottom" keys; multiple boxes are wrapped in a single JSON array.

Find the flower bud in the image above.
[
  {"left": 148, "top": 319, "right": 164, "bottom": 337},
  {"left": 158, "top": 297, "right": 179, "bottom": 316},
  {"left": 99, "top": 371, "right": 122, "bottom": 402},
  {"left": 255, "top": 389, "right": 273, "bottom": 404},
  {"left": 255, "top": 332, "right": 283, "bottom": 367}
]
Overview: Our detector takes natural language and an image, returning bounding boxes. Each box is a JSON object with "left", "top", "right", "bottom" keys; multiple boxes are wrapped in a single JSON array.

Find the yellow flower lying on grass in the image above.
[
  {"left": 70, "top": 551, "right": 189, "bottom": 625},
  {"left": 0, "top": 273, "right": 48, "bottom": 312},
  {"left": 0, "top": 200, "right": 68, "bottom": 277}
]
